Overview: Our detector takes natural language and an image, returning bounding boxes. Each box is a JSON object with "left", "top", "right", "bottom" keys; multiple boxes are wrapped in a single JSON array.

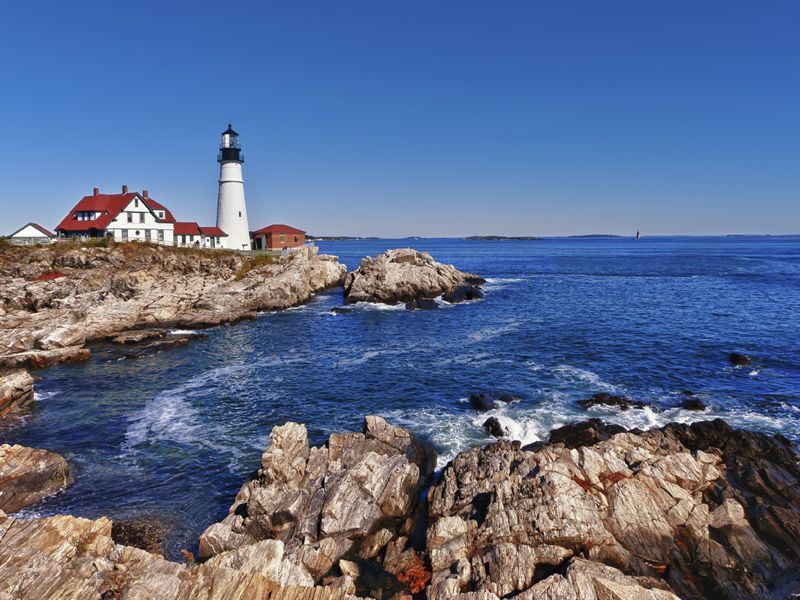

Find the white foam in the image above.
[
  {"left": 350, "top": 301, "right": 407, "bottom": 312},
  {"left": 553, "top": 364, "right": 620, "bottom": 392},
  {"left": 335, "top": 349, "right": 398, "bottom": 367},
  {"left": 169, "top": 329, "right": 204, "bottom": 336},
  {"left": 33, "top": 390, "right": 58, "bottom": 401},
  {"left": 468, "top": 320, "right": 521, "bottom": 342}
]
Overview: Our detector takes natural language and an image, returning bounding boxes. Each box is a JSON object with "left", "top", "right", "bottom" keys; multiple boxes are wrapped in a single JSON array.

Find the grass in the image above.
[{"left": 234, "top": 253, "right": 278, "bottom": 280}]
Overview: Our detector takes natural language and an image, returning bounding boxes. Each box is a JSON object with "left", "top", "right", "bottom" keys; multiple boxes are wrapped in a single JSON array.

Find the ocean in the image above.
[{"left": 3, "top": 236, "right": 799, "bottom": 558}]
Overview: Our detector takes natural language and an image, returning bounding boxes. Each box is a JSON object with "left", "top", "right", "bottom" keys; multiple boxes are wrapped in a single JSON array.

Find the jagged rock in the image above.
[
  {"left": 112, "top": 328, "right": 168, "bottom": 344},
  {"left": 199, "top": 416, "right": 435, "bottom": 594},
  {"left": 0, "top": 368, "right": 35, "bottom": 414},
  {"left": 483, "top": 417, "right": 505, "bottom": 438},
  {"left": 578, "top": 392, "right": 649, "bottom": 411},
  {"left": 468, "top": 393, "right": 514, "bottom": 412},
  {"left": 728, "top": 352, "right": 752, "bottom": 366},
  {"left": 426, "top": 419, "right": 800, "bottom": 599},
  {"left": 544, "top": 418, "right": 627, "bottom": 449},
  {"left": 0, "top": 512, "right": 363, "bottom": 599},
  {"left": 0, "top": 444, "right": 72, "bottom": 513},
  {"left": 405, "top": 298, "right": 439, "bottom": 310},
  {"left": 343, "top": 249, "right": 484, "bottom": 306},
  {"left": 678, "top": 397, "right": 707, "bottom": 411},
  {"left": 0, "top": 245, "right": 346, "bottom": 370},
  {"left": 442, "top": 285, "right": 484, "bottom": 303},
  {"left": 0, "top": 346, "right": 91, "bottom": 369}
]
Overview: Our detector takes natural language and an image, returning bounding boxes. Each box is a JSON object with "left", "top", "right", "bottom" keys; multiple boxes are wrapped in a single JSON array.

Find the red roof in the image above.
[
  {"left": 10, "top": 222, "right": 55, "bottom": 238},
  {"left": 174, "top": 222, "right": 202, "bottom": 236},
  {"left": 253, "top": 224, "right": 306, "bottom": 235},
  {"left": 143, "top": 198, "right": 176, "bottom": 223},
  {"left": 55, "top": 191, "right": 175, "bottom": 232},
  {"left": 199, "top": 226, "right": 227, "bottom": 237}
]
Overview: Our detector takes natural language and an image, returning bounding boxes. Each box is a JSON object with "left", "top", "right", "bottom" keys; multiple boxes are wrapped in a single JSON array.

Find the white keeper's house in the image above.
[
  {"left": 55, "top": 186, "right": 178, "bottom": 245},
  {"left": 8, "top": 223, "right": 56, "bottom": 245}
]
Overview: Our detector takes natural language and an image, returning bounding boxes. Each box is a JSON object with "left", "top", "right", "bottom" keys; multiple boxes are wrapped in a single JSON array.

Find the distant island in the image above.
[
  {"left": 307, "top": 235, "right": 379, "bottom": 241},
  {"left": 464, "top": 235, "right": 542, "bottom": 241}
]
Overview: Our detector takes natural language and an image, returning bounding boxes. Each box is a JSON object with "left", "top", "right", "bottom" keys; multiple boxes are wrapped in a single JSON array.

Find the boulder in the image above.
[
  {"left": 405, "top": 297, "right": 439, "bottom": 310},
  {"left": 0, "top": 368, "right": 35, "bottom": 415},
  {"left": 343, "top": 248, "right": 484, "bottom": 306},
  {"left": 483, "top": 417, "right": 505, "bottom": 438},
  {"left": 578, "top": 392, "right": 649, "bottom": 411},
  {"left": 678, "top": 397, "right": 707, "bottom": 411},
  {"left": 468, "top": 393, "right": 515, "bottom": 411},
  {"left": 546, "top": 418, "right": 628, "bottom": 449},
  {"left": 442, "top": 284, "right": 484, "bottom": 303},
  {"left": 0, "top": 444, "right": 72, "bottom": 513},
  {"left": 728, "top": 352, "right": 752, "bottom": 367}
]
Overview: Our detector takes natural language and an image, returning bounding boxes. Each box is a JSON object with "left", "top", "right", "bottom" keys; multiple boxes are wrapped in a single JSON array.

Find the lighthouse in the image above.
[{"left": 216, "top": 124, "right": 251, "bottom": 250}]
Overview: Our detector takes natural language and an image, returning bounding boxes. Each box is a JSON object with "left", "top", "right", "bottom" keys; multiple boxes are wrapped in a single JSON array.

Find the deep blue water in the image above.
[{"left": 2, "top": 236, "right": 800, "bottom": 558}]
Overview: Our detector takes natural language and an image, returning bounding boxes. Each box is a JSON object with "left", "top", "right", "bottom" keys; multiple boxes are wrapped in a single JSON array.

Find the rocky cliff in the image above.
[
  {"left": 0, "top": 243, "right": 346, "bottom": 373},
  {"left": 343, "top": 249, "right": 485, "bottom": 308},
  {"left": 0, "top": 417, "right": 797, "bottom": 598}
]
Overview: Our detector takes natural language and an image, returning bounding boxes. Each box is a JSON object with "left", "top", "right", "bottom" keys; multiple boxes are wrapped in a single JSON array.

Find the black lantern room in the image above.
[{"left": 218, "top": 124, "right": 243, "bottom": 162}]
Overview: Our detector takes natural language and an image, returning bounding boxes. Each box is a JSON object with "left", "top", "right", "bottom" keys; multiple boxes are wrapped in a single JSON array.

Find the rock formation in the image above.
[
  {"left": 0, "top": 511, "right": 362, "bottom": 599},
  {"left": 343, "top": 249, "right": 484, "bottom": 307},
  {"left": 0, "top": 368, "right": 35, "bottom": 415},
  {"left": 578, "top": 392, "right": 650, "bottom": 411},
  {"left": 199, "top": 416, "right": 436, "bottom": 598},
  {"left": 0, "top": 244, "right": 346, "bottom": 370},
  {"left": 0, "top": 444, "right": 72, "bottom": 513},
  {"left": 426, "top": 418, "right": 800, "bottom": 599},
  {"left": 0, "top": 417, "right": 797, "bottom": 599}
]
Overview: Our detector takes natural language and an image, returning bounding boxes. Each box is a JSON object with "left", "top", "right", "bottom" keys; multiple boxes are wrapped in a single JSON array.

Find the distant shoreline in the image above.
[{"left": 309, "top": 233, "right": 800, "bottom": 241}]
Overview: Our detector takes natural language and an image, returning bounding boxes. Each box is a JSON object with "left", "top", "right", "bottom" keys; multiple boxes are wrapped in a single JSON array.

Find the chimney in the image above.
[
  {"left": 143, "top": 189, "right": 149, "bottom": 198},
  {"left": 93, "top": 187, "right": 99, "bottom": 196},
  {"left": 122, "top": 184, "right": 128, "bottom": 194}
]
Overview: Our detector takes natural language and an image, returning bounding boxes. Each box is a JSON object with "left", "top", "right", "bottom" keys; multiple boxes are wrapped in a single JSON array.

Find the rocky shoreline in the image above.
[
  {"left": 0, "top": 242, "right": 347, "bottom": 414},
  {"left": 0, "top": 416, "right": 797, "bottom": 599}
]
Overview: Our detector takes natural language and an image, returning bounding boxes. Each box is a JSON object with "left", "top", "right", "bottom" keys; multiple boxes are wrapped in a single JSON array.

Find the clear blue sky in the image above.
[{"left": 2, "top": 1, "right": 798, "bottom": 237}]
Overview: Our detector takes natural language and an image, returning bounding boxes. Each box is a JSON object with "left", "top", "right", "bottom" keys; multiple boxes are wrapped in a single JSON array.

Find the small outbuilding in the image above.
[
  {"left": 8, "top": 223, "right": 56, "bottom": 245},
  {"left": 251, "top": 224, "right": 306, "bottom": 251}
]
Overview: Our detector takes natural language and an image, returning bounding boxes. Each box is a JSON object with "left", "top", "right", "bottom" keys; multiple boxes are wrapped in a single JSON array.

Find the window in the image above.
[
  {"left": 158, "top": 211, "right": 164, "bottom": 219},
  {"left": 239, "top": 211, "right": 242, "bottom": 217},
  {"left": 157, "top": 230, "right": 164, "bottom": 242},
  {"left": 181, "top": 235, "right": 186, "bottom": 244},
  {"left": 134, "top": 198, "right": 139, "bottom": 207},
  {"left": 145, "top": 230, "right": 151, "bottom": 241},
  {"left": 294, "top": 235, "right": 298, "bottom": 243},
  {"left": 139, "top": 213, "right": 145, "bottom": 223},
  {"left": 122, "top": 230, "right": 128, "bottom": 241},
  {"left": 135, "top": 230, "right": 140, "bottom": 236},
  {"left": 127, "top": 212, "right": 133, "bottom": 223}
]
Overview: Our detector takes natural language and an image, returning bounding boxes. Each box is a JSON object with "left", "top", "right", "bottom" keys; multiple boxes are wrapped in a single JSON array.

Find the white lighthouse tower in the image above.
[{"left": 216, "top": 124, "right": 251, "bottom": 250}]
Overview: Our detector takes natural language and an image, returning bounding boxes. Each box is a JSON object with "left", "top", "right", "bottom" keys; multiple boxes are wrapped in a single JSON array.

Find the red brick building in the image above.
[{"left": 251, "top": 224, "right": 306, "bottom": 250}]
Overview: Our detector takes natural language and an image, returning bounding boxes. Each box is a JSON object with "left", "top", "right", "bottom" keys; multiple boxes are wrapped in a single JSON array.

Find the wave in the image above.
[
  {"left": 33, "top": 390, "right": 59, "bottom": 401},
  {"left": 468, "top": 320, "right": 522, "bottom": 342},
  {"left": 552, "top": 364, "right": 620, "bottom": 392}
]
